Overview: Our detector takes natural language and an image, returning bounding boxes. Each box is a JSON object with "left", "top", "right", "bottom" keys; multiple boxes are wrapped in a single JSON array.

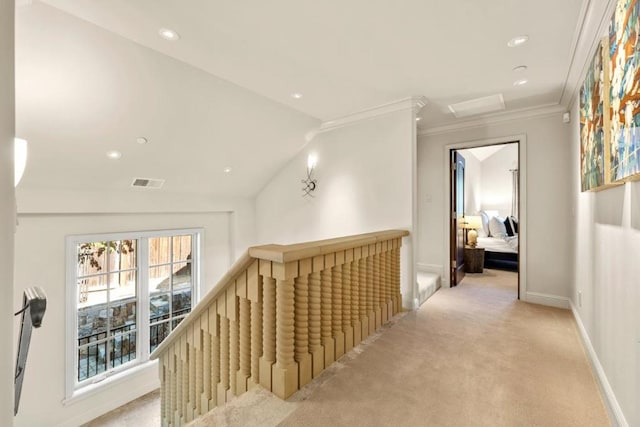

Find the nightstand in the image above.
[{"left": 464, "top": 246, "right": 485, "bottom": 273}]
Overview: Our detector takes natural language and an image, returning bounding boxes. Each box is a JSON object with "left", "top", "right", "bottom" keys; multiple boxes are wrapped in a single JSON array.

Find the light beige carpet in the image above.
[
  {"left": 88, "top": 269, "right": 611, "bottom": 427},
  {"left": 277, "top": 270, "right": 609, "bottom": 427}
]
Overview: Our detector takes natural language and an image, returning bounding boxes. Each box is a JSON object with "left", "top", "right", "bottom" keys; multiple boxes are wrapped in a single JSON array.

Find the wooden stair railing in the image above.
[{"left": 150, "top": 230, "right": 409, "bottom": 426}]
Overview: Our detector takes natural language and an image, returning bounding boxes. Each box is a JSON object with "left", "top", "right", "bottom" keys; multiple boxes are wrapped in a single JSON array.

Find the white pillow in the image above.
[
  {"left": 489, "top": 216, "right": 507, "bottom": 238},
  {"left": 478, "top": 211, "right": 490, "bottom": 237}
]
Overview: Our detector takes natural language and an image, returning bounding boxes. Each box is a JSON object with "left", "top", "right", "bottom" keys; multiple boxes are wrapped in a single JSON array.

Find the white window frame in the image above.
[{"left": 64, "top": 228, "right": 203, "bottom": 402}]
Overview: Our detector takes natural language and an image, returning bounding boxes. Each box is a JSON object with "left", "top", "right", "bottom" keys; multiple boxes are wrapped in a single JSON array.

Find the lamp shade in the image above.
[
  {"left": 14, "top": 138, "right": 28, "bottom": 187},
  {"left": 462, "top": 215, "right": 482, "bottom": 230}
]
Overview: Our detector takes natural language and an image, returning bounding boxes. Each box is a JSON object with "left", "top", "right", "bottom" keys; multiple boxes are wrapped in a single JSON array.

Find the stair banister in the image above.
[{"left": 150, "top": 229, "right": 409, "bottom": 426}]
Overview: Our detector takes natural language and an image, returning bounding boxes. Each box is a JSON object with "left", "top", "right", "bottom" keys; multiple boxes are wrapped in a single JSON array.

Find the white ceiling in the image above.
[
  {"left": 15, "top": 0, "right": 593, "bottom": 198},
  {"left": 39, "top": 0, "right": 586, "bottom": 127},
  {"left": 466, "top": 145, "right": 508, "bottom": 162}
]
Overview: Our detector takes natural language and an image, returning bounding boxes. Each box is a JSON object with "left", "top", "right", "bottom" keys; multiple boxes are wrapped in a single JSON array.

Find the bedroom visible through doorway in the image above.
[{"left": 449, "top": 141, "right": 519, "bottom": 298}]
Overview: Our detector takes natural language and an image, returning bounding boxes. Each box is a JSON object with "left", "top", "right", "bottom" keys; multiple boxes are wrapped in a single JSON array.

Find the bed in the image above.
[
  {"left": 475, "top": 211, "right": 519, "bottom": 271},
  {"left": 476, "top": 236, "right": 518, "bottom": 271}
]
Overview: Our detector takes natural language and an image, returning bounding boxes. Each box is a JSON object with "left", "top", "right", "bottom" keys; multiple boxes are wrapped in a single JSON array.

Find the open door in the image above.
[{"left": 450, "top": 150, "right": 465, "bottom": 286}]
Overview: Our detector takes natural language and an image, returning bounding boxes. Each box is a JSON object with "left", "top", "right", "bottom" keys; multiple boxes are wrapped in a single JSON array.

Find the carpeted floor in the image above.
[
  {"left": 276, "top": 269, "right": 610, "bottom": 427},
  {"left": 87, "top": 269, "right": 611, "bottom": 427}
]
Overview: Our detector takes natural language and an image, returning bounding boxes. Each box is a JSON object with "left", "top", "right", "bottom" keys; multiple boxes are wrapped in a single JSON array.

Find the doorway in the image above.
[{"left": 445, "top": 137, "right": 524, "bottom": 299}]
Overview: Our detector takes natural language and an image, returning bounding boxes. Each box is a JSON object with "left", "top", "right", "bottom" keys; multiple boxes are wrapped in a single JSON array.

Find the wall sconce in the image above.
[
  {"left": 14, "top": 138, "right": 28, "bottom": 187},
  {"left": 302, "top": 153, "right": 317, "bottom": 197}
]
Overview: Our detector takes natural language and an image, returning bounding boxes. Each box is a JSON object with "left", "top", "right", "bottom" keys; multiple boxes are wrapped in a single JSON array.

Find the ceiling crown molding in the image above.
[
  {"left": 419, "top": 103, "right": 566, "bottom": 137},
  {"left": 560, "top": 0, "right": 617, "bottom": 109},
  {"left": 319, "top": 96, "right": 428, "bottom": 133}
]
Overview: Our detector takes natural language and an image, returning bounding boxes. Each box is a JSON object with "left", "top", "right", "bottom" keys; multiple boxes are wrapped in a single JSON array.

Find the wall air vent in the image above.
[
  {"left": 131, "top": 178, "right": 165, "bottom": 189},
  {"left": 448, "top": 94, "right": 505, "bottom": 118}
]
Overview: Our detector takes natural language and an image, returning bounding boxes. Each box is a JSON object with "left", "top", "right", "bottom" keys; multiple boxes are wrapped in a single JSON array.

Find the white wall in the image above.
[
  {"left": 418, "top": 112, "right": 572, "bottom": 299},
  {"left": 13, "top": 205, "right": 232, "bottom": 427},
  {"left": 479, "top": 143, "right": 518, "bottom": 217},
  {"left": 569, "top": 98, "right": 639, "bottom": 427},
  {"left": 0, "top": 0, "right": 15, "bottom": 424},
  {"left": 457, "top": 149, "right": 482, "bottom": 214},
  {"left": 12, "top": 189, "right": 244, "bottom": 426},
  {"left": 255, "top": 109, "right": 417, "bottom": 308}
]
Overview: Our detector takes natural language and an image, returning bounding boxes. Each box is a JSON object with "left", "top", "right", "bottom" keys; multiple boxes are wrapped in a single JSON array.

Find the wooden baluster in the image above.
[
  {"left": 185, "top": 325, "right": 196, "bottom": 422},
  {"left": 309, "top": 255, "right": 324, "bottom": 378},
  {"left": 200, "top": 312, "right": 210, "bottom": 413},
  {"left": 295, "top": 258, "right": 312, "bottom": 387},
  {"left": 209, "top": 304, "right": 219, "bottom": 410},
  {"left": 394, "top": 239, "right": 402, "bottom": 313},
  {"left": 171, "top": 348, "right": 178, "bottom": 425},
  {"left": 181, "top": 334, "right": 189, "bottom": 424},
  {"left": 176, "top": 337, "right": 184, "bottom": 424},
  {"left": 332, "top": 260, "right": 345, "bottom": 359},
  {"left": 160, "top": 358, "right": 165, "bottom": 424},
  {"left": 372, "top": 243, "right": 382, "bottom": 330},
  {"left": 359, "top": 249, "right": 369, "bottom": 340},
  {"left": 384, "top": 243, "right": 393, "bottom": 319},
  {"left": 247, "top": 261, "right": 262, "bottom": 390},
  {"left": 366, "top": 247, "right": 375, "bottom": 334},
  {"left": 235, "top": 272, "right": 250, "bottom": 395},
  {"left": 342, "top": 250, "right": 353, "bottom": 353},
  {"left": 187, "top": 326, "right": 196, "bottom": 422},
  {"left": 351, "top": 248, "right": 362, "bottom": 346},
  {"left": 237, "top": 297, "right": 250, "bottom": 394},
  {"left": 217, "top": 297, "right": 229, "bottom": 405},
  {"left": 321, "top": 254, "right": 335, "bottom": 367},
  {"left": 259, "top": 260, "right": 276, "bottom": 391},
  {"left": 272, "top": 261, "right": 298, "bottom": 399},
  {"left": 379, "top": 242, "right": 388, "bottom": 325},
  {"left": 160, "top": 355, "right": 167, "bottom": 424},
  {"left": 227, "top": 285, "right": 239, "bottom": 400}
]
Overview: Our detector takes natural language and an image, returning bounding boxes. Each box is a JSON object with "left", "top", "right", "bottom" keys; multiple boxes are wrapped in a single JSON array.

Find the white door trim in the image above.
[{"left": 442, "top": 134, "right": 527, "bottom": 300}]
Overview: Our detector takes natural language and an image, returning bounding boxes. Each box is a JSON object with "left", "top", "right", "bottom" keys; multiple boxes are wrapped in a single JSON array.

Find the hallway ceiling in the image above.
[
  {"left": 40, "top": 0, "right": 585, "bottom": 128},
  {"left": 15, "top": 0, "right": 594, "bottom": 198}
]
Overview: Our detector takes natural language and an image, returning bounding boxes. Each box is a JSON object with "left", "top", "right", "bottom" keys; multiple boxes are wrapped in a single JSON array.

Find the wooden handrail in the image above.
[
  {"left": 151, "top": 229, "right": 409, "bottom": 426},
  {"left": 248, "top": 230, "right": 409, "bottom": 263}
]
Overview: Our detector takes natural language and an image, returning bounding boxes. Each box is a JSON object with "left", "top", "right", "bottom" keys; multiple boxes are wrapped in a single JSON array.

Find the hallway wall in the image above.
[
  {"left": 13, "top": 190, "right": 241, "bottom": 427},
  {"left": 255, "top": 108, "right": 417, "bottom": 308},
  {"left": 0, "top": 0, "right": 15, "bottom": 424},
  {"left": 569, "top": 97, "right": 640, "bottom": 427},
  {"left": 417, "top": 112, "right": 573, "bottom": 301}
]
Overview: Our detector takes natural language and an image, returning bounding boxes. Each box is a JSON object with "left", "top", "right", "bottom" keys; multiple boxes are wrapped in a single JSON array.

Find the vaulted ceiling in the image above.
[{"left": 15, "top": 0, "right": 594, "bottom": 197}]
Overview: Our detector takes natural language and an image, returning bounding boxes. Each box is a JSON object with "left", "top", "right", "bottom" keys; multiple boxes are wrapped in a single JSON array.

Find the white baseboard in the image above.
[
  {"left": 416, "top": 263, "right": 443, "bottom": 276},
  {"left": 524, "top": 291, "right": 570, "bottom": 309},
  {"left": 570, "top": 301, "right": 629, "bottom": 427}
]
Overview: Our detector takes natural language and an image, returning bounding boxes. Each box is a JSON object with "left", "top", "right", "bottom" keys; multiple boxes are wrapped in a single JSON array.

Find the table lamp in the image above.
[{"left": 462, "top": 215, "right": 482, "bottom": 248}]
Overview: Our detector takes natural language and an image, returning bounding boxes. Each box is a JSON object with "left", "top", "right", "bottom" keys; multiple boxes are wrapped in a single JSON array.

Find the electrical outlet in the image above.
[{"left": 578, "top": 291, "right": 582, "bottom": 308}]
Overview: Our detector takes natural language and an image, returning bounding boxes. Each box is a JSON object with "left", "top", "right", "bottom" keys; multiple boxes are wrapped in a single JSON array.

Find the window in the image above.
[{"left": 66, "top": 229, "right": 202, "bottom": 398}]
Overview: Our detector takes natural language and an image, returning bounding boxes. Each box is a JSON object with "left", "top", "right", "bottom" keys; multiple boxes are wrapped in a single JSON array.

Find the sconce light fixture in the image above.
[
  {"left": 14, "top": 138, "right": 28, "bottom": 187},
  {"left": 302, "top": 153, "right": 317, "bottom": 197}
]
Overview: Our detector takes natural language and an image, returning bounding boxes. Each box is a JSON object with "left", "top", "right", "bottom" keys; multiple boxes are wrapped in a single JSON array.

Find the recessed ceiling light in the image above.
[
  {"left": 507, "top": 35, "right": 529, "bottom": 47},
  {"left": 416, "top": 117, "right": 421, "bottom": 122},
  {"left": 159, "top": 28, "right": 180, "bottom": 41},
  {"left": 106, "top": 150, "right": 122, "bottom": 160},
  {"left": 512, "top": 65, "right": 528, "bottom": 72},
  {"left": 223, "top": 167, "right": 232, "bottom": 173},
  {"left": 513, "top": 79, "right": 529, "bottom": 86},
  {"left": 291, "top": 93, "right": 303, "bottom": 99},
  {"left": 136, "top": 137, "right": 148, "bottom": 145}
]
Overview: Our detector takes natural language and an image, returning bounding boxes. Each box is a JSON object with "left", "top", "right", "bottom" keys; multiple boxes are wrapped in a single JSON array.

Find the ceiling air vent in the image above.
[
  {"left": 131, "top": 178, "right": 165, "bottom": 189},
  {"left": 448, "top": 94, "right": 505, "bottom": 118}
]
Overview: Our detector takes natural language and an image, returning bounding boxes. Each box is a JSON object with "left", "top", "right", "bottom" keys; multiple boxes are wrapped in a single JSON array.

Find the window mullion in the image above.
[
  {"left": 139, "top": 237, "right": 149, "bottom": 362},
  {"left": 106, "top": 241, "right": 112, "bottom": 373}
]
